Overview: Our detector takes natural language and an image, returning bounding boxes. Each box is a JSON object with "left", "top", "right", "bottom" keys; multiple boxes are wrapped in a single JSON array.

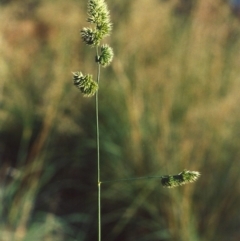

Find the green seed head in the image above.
[
  {"left": 72, "top": 72, "right": 98, "bottom": 97},
  {"left": 87, "top": 0, "right": 112, "bottom": 33},
  {"left": 161, "top": 170, "right": 200, "bottom": 188},
  {"left": 96, "top": 44, "right": 114, "bottom": 67},
  {"left": 81, "top": 0, "right": 112, "bottom": 46}
]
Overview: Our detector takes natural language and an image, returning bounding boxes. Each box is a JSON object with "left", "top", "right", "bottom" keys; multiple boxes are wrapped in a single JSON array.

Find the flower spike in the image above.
[
  {"left": 72, "top": 72, "right": 98, "bottom": 97},
  {"left": 161, "top": 170, "right": 200, "bottom": 188},
  {"left": 87, "top": 0, "right": 112, "bottom": 34},
  {"left": 96, "top": 44, "right": 114, "bottom": 67},
  {"left": 81, "top": 27, "right": 98, "bottom": 46},
  {"left": 81, "top": 0, "right": 112, "bottom": 46}
]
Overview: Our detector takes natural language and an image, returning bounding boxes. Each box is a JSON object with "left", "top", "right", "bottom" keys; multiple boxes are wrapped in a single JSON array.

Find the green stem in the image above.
[
  {"left": 101, "top": 175, "right": 164, "bottom": 184},
  {"left": 96, "top": 46, "right": 101, "bottom": 241}
]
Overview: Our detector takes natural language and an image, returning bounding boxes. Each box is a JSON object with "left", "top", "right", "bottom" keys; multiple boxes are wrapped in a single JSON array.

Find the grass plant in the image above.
[
  {"left": 73, "top": 1, "right": 200, "bottom": 240},
  {"left": 1, "top": 0, "right": 240, "bottom": 240}
]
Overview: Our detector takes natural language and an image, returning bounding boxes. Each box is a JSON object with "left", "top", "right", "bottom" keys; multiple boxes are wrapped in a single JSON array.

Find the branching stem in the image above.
[
  {"left": 96, "top": 46, "right": 101, "bottom": 241},
  {"left": 102, "top": 176, "right": 164, "bottom": 184}
]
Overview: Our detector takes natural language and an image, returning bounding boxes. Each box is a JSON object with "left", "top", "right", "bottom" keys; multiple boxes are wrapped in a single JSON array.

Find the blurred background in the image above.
[{"left": 0, "top": 0, "right": 240, "bottom": 240}]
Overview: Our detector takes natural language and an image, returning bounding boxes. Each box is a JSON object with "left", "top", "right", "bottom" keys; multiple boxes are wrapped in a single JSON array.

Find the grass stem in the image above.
[
  {"left": 96, "top": 46, "right": 101, "bottom": 241},
  {"left": 101, "top": 176, "right": 164, "bottom": 184}
]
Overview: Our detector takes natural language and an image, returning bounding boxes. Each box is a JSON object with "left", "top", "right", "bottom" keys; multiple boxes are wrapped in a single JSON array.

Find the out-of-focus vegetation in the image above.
[{"left": 0, "top": 0, "right": 240, "bottom": 240}]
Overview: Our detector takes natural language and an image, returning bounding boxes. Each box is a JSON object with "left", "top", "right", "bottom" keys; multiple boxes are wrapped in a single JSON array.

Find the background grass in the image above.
[{"left": 0, "top": 0, "right": 240, "bottom": 240}]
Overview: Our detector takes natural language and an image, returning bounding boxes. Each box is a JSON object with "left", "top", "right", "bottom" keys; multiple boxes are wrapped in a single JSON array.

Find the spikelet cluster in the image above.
[
  {"left": 73, "top": 0, "right": 114, "bottom": 97},
  {"left": 96, "top": 44, "right": 114, "bottom": 67},
  {"left": 81, "top": 0, "right": 112, "bottom": 46},
  {"left": 73, "top": 72, "right": 98, "bottom": 97},
  {"left": 161, "top": 170, "right": 200, "bottom": 188}
]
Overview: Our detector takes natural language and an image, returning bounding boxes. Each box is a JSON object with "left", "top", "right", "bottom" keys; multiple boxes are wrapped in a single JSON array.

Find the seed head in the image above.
[
  {"left": 96, "top": 44, "right": 114, "bottom": 67},
  {"left": 72, "top": 72, "right": 98, "bottom": 97},
  {"left": 161, "top": 170, "right": 200, "bottom": 188},
  {"left": 81, "top": 0, "right": 112, "bottom": 46}
]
